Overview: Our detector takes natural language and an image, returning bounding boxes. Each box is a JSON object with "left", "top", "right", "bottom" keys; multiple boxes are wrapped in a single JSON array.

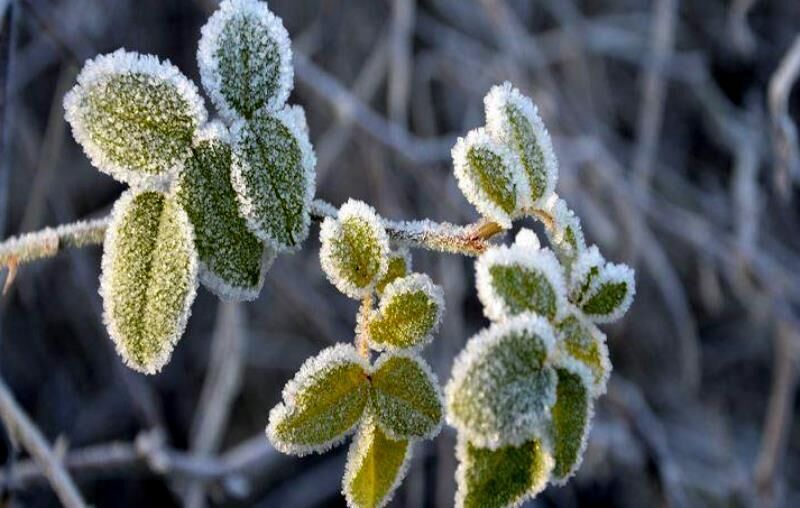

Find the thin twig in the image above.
[
  {"left": 768, "top": 34, "right": 800, "bottom": 198},
  {"left": 0, "top": 375, "right": 87, "bottom": 508}
]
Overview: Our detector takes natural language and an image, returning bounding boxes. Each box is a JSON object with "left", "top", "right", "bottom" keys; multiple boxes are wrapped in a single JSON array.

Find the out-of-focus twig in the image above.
[
  {"left": 0, "top": 217, "right": 107, "bottom": 268},
  {"left": 388, "top": 0, "right": 415, "bottom": 127},
  {"left": 0, "top": 375, "right": 87, "bottom": 508},
  {"left": 768, "top": 34, "right": 800, "bottom": 198}
]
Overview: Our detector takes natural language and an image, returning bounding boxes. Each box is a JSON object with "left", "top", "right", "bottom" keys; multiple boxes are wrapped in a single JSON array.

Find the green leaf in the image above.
[
  {"left": 198, "top": 0, "right": 293, "bottom": 121},
  {"left": 343, "top": 416, "right": 412, "bottom": 508},
  {"left": 456, "top": 436, "right": 553, "bottom": 508},
  {"left": 549, "top": 361, "right": 593, "bottom": 484},
  {"left": 267, "top": 344, "right": 371, "bottom": 455},
  {"left": 231, "top": 105, "right": 316, "bottom": 250},
  {"left": 556, "top": 312, "right": 611, "bottom": 396},
  {"left": 367, "top": 273, "right": 444, "bottom": 351},
  {"left": 370, "top": 353, "right": 443, "bottom": 440},
  {"left": 100, "top": 190, "right": 198, "bottom": 374},
  {"left": 579, "top": 262, "right": 636, "bottom": 323},
  {"left": 64, "top": 49, "right": 206, "bottom": 188},
  {"left": 445, "top": 314, "right": 557, "bottom": 449},
  {"left": 375, "top": 249, "right": 411, "bottom": 295},
  {"left": 476, "top": 239, "right": 566, "bottom": 323},
  {"left": 175, "top": 122, "right": 274, "bottom": 300},
  {"left": 452, "top": 128, "right": 529, "bottom": 228},
  {"left": 485, "top": 82, "right": 557, "bottom": 206},
  {"left": 320, "top": 199, "right": 390, "bottom": 299},
  {"left": 542, "top": 197, "right": 585, "bottom": 267}
]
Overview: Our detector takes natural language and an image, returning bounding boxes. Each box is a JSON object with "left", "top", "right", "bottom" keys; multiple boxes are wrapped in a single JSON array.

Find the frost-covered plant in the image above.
[
  {"left": 62, "top": 0, "right": 314, "bottom": 373},
  {"left": 0, "top": 1, "right": 635, "bottom": 505}
]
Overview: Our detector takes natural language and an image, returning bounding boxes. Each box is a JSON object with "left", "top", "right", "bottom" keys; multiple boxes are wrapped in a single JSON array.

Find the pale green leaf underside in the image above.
[
  {"left": 272, "top": 363, "right": 370, "bottom": 449},
  {"left": 505, "top": 104, "right": 548, "bottom": 202},
  {"left": 448, "top": 328, "right": 556, "bottom": 447},
  {"left": 557, "top": 315, "right": 608, "bottom": 390},
  {"left": 582, "top": 281, "right": 628, "bottom": 316},
  {"left": 102, "top": 191, "right": 197, "bottom": 374},
  {"left": 176, "top": 134, "right": 269, "bottom": 299},
  {"left": 375, "top": 253, "right": 409, "bottom": 295},
  {"left": 328, "top": 216, "right": 386, "bottom": 292},
  {"left": 216, "top": 15, "right": 282, "bottom": 119},
  {"left": 345, "top": 419, "right": 410, "bottom": 508},
  {"left": 550, "top": 367, "right": 591, "bottom": 481},
  {"left": 458, "top": 437, "right": 552, "bottom": 508},
  {"left": 76, "top": 73, "right": 197, "bottom": 179},
  {"left": 466, "top": 146, "right": 516, "bottom": 215},
  {"left": 368, "top": 290, "right": 439, "bottom": 350},
  {"left": 232, "top": 110, "right": 308, "bottom": 249},
  {"left": 489, "top": 264, "right": 557, "bottom": 321},
  {"left": 371, "top": 355, "right": 442, "bottom": 439}
]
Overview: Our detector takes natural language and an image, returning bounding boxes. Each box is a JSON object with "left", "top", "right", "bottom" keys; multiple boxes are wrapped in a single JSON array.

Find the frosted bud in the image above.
[
  {"left": 320, "top": 199, "right": 390, "bottom": 299},
  {"left": 485, "top": 82, "right": 557, "bottom": 207},
  {"left": 100, "top": 190, "right": 199, "bottom": 374},
  {"left": 230, "top": 105, "right": 316, "bottom": 250},
  {"left": 198, "top": 0, "right": 293, "bottom": 121},
  {"left": 452, "top": 128, "right": 530, "bottom": 228},
  {"left": 64, "top": 49, "right": 207, "bottom": 188},
  {"left": 445, "top": 314, "right": 557, "bottom": 449},
  {"left": 543, "top": 196, "right": 586, "bottom": 266}
]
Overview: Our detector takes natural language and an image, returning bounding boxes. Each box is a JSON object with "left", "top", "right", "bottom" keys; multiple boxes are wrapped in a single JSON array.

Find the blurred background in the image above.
[{"left": 0, "top": 0, "right": 799, "bottom": 506}]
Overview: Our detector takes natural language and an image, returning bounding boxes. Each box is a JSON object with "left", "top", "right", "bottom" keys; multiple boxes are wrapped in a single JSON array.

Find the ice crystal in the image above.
[
  {"left": 64, "top": 49, "right": 206, "bottom": 189},
  {"left": 485, "top": 82, "right": 557, "bottom": 207},
  {"left": 320, "top": 199, "right": 390, "bottom": 299},
  {"left": 100, "top": 190, "right": 198, "bottom": 374},
  {"left": 197, "top": 0, "right": 293, "bottom": 121}
]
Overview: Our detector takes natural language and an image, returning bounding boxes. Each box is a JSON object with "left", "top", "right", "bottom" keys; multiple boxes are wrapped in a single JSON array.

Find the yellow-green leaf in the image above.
[
  {"left": 456, "top": 435, "right": 553, "bottom": 508},
  {"left": 100, "top": 190, "right": 198, "bottom": 374},
  {"left": 370, "top": 354, "right": 443, "bottom": 440},
  {"left": 367, "top": 273, "right": 444, "bottom": 351},
  {"left": 267, "top": 344, "right": 370, "bottom": 455},
  {"left": 556, "top": 312, "right": 611, "bottom": 396},
  {"left": 64, "top": 49, "right": 206, "bottom": 188},
  {"left": 320, "top": 199, "right": 390, "bottom": 299},
  {"left": 445, "top": 314, "right": 557, "bottom": 449},
  {"left": 175, "top": 122, "right": 274, "bottom": 300},
  {"left": 375, "top": 249, "right": 411, "bottom": 295},
  {"left": 343, "top": 416, "right": 411, "bottom": 508}
]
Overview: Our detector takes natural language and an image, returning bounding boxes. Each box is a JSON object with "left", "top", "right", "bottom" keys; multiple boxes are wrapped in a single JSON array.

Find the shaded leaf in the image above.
[
  {"left": 100, "top": 190, "right": 198, "bottom": 374},
  {"left": 456, "top": 435, "right": 553, "bottom": 508},
  {"left": 370, "top": 353, "right": 443, "bottom": 439},
  {"left": 64, "top": 49, "right": 206, "bottom": 188},
  {"left": 375, "top": 248, "right": 411, "bottom": 295},
  {"left": 320, "top": 199, "right": 390, "bottom": 299},
  {"left": 368, "top": 273, "right": 444, "bottom": 351},
  {"left": 452, "top": 128, "right": 529, "bottom": 228},
  {"left": 343, "top": 416, "right": 412, "bottom": 508},
  {"left": 267, "top": 344, "right": 370, "bottom": 455},
  {"left": 231, "top": 105, "right": 316, "bottom": 250},
  {"left": 175, "top": 122, "right": 274, "bottom": 300},
  {"left": 198, "top": 0, "right": 293, "bottom": 121},
  {"left": 445, "top": 314, "right": 557, "bottom": 448},
  {"left": 485, "top": 82, "right": 557, "bottom": 207},
  {"left": 549, "top": 361, "right": 593, "bottom": 484}
]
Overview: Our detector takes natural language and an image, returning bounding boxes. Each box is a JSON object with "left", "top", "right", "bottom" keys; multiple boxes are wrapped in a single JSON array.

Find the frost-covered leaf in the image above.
[
  {"left": 320, "top": 199, "right": 390, "bottom": 299},
  {"left": 231, "top": 105, "right": 316, "bottom": 249},
  {"left": 542, "top": 196, "right": 585, "bottom": 266},
  {"left": 267, "top": 344, "right": 370, "bottom": 455},
  {"left": 455, "top": 435, "right": 553, "bottom": 508},
  {"left": 375, "top": 248, "right": 411, "bottom": 296},
  {"left": 452, "top": 128, "right": 530, "bottom": 228},
  {"left": 568, "top": 245, "right": 604, "bottom": 303},
  {"left": 175, "top": 122, "right": 274, "bottom": 300},
  {"left": 445, "top": 314, "right": 557, "bottom": 449},
  {"left": 64, "top": 49, "right": 206, "bottom": 188},
  {"left": 367, "top": 273, "right": 444, "bottom": 351},
  {"left": 579, "top": 262, "right": 636, "bottom": 323},
  {"left": 485, "top": 82, "right": 557, "bottom": 207},
  {"left": 198, "top": 0, "right": 293, "bottom": 121},
  {"left": 549, "top": 360, "right": 593, "bottom": 484},
  {"left": 370, "top": 353, "right": 443, "bottom": 440},
  {"left": 476, "top": 238, "right": 567, "bottom": 323},
  {"left": 343, "top": 416, "right": 412, "bottom": 508},
  {"left": 556, "top": 311, "right": 611, "bottom": 396},
  {"left": 100, "top": 190, "right": 198, "bottom": 374}
]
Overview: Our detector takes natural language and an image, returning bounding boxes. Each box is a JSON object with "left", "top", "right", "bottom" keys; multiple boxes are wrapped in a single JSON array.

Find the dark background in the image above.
[{"left": 1, "top": 0, "right": 799, "bottom": 506}]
